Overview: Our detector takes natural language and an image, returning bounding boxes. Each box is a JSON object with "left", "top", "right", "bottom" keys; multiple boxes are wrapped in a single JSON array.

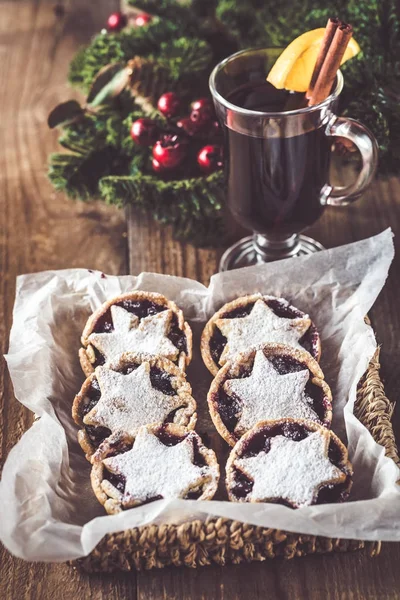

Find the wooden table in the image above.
[{"left": 1, "top": 2, "right": 400, "bottom": 598}]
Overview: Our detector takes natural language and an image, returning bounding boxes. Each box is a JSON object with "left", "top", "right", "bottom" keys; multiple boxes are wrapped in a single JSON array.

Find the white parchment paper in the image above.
[{"left": 1, "top": 229, "right": 399, "bottom": 562}]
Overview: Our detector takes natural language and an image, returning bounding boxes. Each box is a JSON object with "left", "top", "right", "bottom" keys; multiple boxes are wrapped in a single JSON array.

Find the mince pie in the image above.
[
  {"left": 91, "top": 424, "right": 220, "bottom": 513},
  {"left": 226, "top": 418, "right": 352, "bottom": 507},
  {"left": 201, "top": 294, "right": 320, "bottom": 376},
  {"left": 80, "top": 291, "right": 192, "bottom": 376},
  {"left": 208, "top": 344, "right": 332, "bottom": 447},
  {"left": 72, "top": 353, "right": 197, "bottom": 461}
]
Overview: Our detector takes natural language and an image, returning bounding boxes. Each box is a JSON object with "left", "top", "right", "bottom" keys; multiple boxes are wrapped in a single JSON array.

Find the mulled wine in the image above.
[{"left": 225, "top": 81, "right": 331, "bottom": 235}]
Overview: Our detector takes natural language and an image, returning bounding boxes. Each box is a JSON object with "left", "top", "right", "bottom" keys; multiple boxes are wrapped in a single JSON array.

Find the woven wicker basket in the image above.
[{"left": 73, "top": 348, "right": 398, "bottom": 572}]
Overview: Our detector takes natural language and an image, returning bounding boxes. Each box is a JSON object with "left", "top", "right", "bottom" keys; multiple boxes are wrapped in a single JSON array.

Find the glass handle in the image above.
[{"left": 324, "top": 115, "right": 379, "bottom": 207}]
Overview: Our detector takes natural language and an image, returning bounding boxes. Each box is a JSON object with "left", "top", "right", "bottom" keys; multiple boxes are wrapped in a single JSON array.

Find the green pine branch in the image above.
[
  {"left": 157, "top": 38, "right": 212, "bottom": 82},
  {"left": 128, "top": 0, "right": 219, "bottom": 22},
  {"left": 127, "top": 0, "right": 191, "bottom": 21},
  {"left": 48, "top": 149, "right": 117, "bottom": 200},
  {"left": 48, "top": 0, "right": 400, "bottom": 247},
  {"left": 69, "top": 20, "right": 183, "bottom": 92},
  {"left": 99, "top": 171, "right": 225, "bottom": 246}
]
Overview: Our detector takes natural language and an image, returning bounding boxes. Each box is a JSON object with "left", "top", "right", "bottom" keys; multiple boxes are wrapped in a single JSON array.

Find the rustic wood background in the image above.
[{"left": 0, "top": 1, "right": 399, "bottom": 598}]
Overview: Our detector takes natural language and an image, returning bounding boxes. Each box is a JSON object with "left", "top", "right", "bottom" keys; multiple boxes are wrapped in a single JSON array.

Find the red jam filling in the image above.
[
  {"left": 216, "top": 354, "right": 330, "bottom": 434},
  {"left": 210, "top": 299, "right": 319, "bottom": 365},
  {"left": 81, "top": 379, "right": 111, "bottom": 445},
  {"left": 90, "top": 300, "right": 187, "bottom": 367},
  {"left": 231, "top": 422, "right": 351, "bottom": 505},
  {"left": 217, "top": 389, "right": 241, "bottom": 432},
  {"left": 104, "top": 471, "right": 126, "bottom": 494},
  {"left": 119, "top": 364, "right": 176, "bottom": 396},
  {"left": 157, "top": 425, "right": 207, "bottom": 468}
]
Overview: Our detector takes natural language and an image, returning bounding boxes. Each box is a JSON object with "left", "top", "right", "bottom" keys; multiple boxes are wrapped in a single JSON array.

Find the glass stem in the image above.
[{"left": 253, "top": 233, "right": 300, "bottom": 260}]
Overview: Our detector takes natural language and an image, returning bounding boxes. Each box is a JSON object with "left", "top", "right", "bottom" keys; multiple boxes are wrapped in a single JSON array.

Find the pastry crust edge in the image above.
[
  {"left": 207, "top": 343, "right": 332, "bottom": 447},
  {"left": 91, "top": 424, "right": 220, "bottom": 514},
  {"left": 73, "top": 352, "right": 197, "bottom": 463},
  {"left": 225, "top": 417, "right": 353, "bottom": 504},
  {"left": 200, "top": 293, "right": 321, "bottom": 376},
  {"left": 79, "top": 291, "right": 193, "bottom": 376}
]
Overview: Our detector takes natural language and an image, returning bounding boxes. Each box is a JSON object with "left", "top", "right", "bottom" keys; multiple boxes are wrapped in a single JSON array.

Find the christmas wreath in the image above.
[{"left": 48, "top": 0, "right": 400, "bottom": 246}]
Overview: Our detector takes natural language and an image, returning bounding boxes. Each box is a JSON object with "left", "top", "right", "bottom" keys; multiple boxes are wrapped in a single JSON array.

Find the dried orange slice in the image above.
[{"left": 267, "top": 29, "right": 360, "bottom": 92}]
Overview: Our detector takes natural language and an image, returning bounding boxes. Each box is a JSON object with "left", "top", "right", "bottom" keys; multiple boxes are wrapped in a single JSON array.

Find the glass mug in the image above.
[{"left": 209, "top": 48, "right": 379, "bottom": 271}]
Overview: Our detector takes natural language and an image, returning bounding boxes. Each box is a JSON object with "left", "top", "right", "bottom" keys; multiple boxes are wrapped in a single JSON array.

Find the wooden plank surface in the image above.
[
  {"left": 0, "top": 1, "right": 134, "bottom": 599},
  {"left": 0, "top": 1, "right": 399, "bottom": 599}
]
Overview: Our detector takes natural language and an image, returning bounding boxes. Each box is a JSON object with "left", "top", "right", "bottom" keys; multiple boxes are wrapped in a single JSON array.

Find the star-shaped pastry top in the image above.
[
  {"left": 88, "top": 305, "right": 179, "bottom": 367},
  {"left": 235, "top": 430, "right": 344, "bottom": 506},
  {"left": 216, "top": 299, "right": 311, "bottom": 364},
  {"left": 224, "top": 350, "right": 318, "bottom": 433},
  {"left": 84, "top": 362, "right": 183, "bottom": 436},
  {"left": 103, "top": 428, "right": 212, "bottom": 504}
]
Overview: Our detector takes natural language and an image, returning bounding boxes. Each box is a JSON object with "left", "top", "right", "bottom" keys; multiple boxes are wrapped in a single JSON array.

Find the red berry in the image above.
[
  {"left": 130, "top": 118, "right": 159, "bottom": 146},
  {"left": 153, "top": 134, "right": 188, "bottom": 169},
  {"left": 106, "top": 12, "right": 127, "bottom": 32},
  {"left": 157, "top": 92, "right": 181, "bottom": 119},
  {"left": 134, "top": 13, "right": 152, "bottom": 27},
  {"left": 191, "top": 98, "right": 213, "bottom": 112},
  {"left": 190, "top": 98, "right": 214, "bottom": 128},
  {"left": 190, "top": 108, "right": 213, "bottom": 128},
  {"left": 197, "top": 145, "right": 223, "bottom": 174},
  {"left": 152, "top": 158, "right": 164, "bottom": 173},
  {"left": 176, "top": 117, "right": 199, "bottom": 137}
]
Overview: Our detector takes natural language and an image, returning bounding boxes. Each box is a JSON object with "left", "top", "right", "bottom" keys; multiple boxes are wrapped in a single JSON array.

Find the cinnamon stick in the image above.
[
  {"left": 306, "top": 17, "right": 340, "bottom": 99},
  {"left": 307, "top": 20, "right": 353, "bottom": 106}
]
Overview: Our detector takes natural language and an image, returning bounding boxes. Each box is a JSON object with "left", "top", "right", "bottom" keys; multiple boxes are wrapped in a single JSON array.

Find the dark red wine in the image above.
[{"left": 225, "top": 81, "right": 331, "bottom": 235}]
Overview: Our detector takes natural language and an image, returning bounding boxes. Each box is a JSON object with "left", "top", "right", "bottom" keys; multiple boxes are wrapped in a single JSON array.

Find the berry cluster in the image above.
[
  {"left": 106, "top": 11, "right": 152, "bottom": 33},
  {"left": 130, "top": 92, "right": 223, "bottom": 177}
]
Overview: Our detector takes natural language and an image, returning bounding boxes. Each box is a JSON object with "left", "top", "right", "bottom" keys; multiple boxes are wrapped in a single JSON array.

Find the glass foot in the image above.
[{"left": 219, "top": 234, "right": 325, "bottom": 272}]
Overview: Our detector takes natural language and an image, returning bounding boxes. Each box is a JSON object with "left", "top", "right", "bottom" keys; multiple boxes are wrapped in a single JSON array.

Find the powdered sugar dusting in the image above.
[
  {"left": 84, "top": 362, "right": 184, "bottom": 435},
  {"left": 103, "top": 428, "right": 218, "bottom": 504},
  {"left": 216, "top": 299, "right": 311, "bottom": 364},
  {"left": 235, "top": 431, "right": 343, "bottom": 506},
  {"left": 223, "top": 351, "right": 318, "bottom": 432},
  {"left": 88, "top": 306, "right": 179, "bottom": 367}
]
